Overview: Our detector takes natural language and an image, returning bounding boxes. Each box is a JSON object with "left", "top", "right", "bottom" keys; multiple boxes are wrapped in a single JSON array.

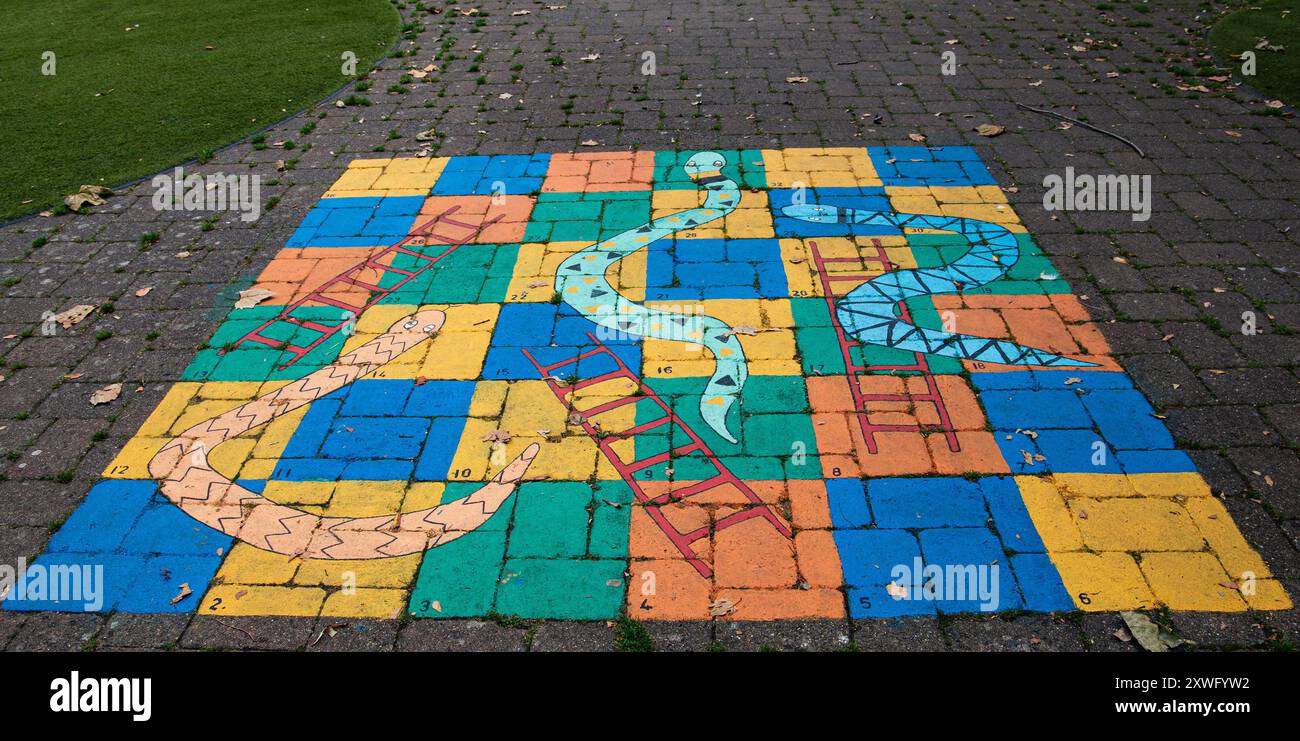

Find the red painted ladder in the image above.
[
  {"left": 223, "top": 205, "right": 501, "bottom": 370},
  {"left": 809, "top": 238, "right": 961, "bottom": 454},
  {"left": 521, "top": 334, "right": 793, "bottom": 578}
]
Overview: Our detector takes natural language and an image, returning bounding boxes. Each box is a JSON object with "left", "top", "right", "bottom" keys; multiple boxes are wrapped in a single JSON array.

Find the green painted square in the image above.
[
  {"left": 639, "top": 378, "right": 821, "bottom": 479},
  {"left": 409, "top": 529, "right": 507, "bottom": 618},
  {"left": 379, "top": 243, "right": 519, "bottom": 304},
  {"left": 742, "top": 413, "right": 817, "bottom": 457},
  {"left": 494, "top": 558, "right": 625, "bottom": 619},
  {"left": 507, "top": 482, "right": 593, "bottom": 558},
  {"left": 742, "top": 376, "right": 809, "bottom": 414},
  {"left": 652, "top": 149, "right": 767, "bottom": 190}
]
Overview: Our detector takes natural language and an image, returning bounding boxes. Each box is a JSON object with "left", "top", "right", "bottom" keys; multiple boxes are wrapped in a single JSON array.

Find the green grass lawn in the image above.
[
  {"left": 0, "top": 0, "right": 399, "bottom": 221},
  {"left": 1209, "top": 0, "right": 1300, "bottom": 107}
]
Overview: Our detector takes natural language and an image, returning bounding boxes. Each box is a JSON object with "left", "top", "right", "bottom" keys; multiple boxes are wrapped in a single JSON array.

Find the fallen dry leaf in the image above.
[
  {"left": 54, "top": 304, "right": 96, "bottom": 329},
  {"left": 708, "top": 598, "right": 738, "bottom": 617},
  {"left": 976, "top": 123, "right": 1005, "bottom": 137},
  {"left": 482, "top": 429, "right": 513, "bottom": 444},
  {"left": 169, "top": 583, "right": 193, "bottom": 605},
  {"left": 234, "top": 288, "right": 275, "bottom": 309},
  {"left": 64, "top": 185, "right": 112, "bottom": 211},
  {"left": 908, "top": 132, "right": 927, "bottom": 142},
  {"left": 134, "top": 286, "right": 153, "bottom": 298},
  {"left": 1121, "top": 611, "right": 1183, "bottom": 652},
  {"left": 785, "top": 76, "right": 809, "bottom": 83}
]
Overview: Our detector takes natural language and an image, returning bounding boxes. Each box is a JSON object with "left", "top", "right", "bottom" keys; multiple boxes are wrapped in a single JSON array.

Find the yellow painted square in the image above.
[
  {"left": 1015, "top": 476, "right": 1084, "bottom": 551},
  {"left": 208, "top": 438, "right": 256, "bottom": 479},
  {"left": 1052, "top": 552, "right": 1157, "bottom": 611},
  {"left": 263, "top": 480, "right": 336, "bottom": 507},
  {"left": 133, "top": 383, "right": 201, "bottom": 437},
  {"left": 214, "top": 543, "right": 301, "bottom": 584},
  {"left": 505, "top": 241, "right": 587, "bottom": 302},
  {"left": 1139, "top": 552, "right": 1248, "bottom": 612},
  {"left": 103, "top": 437, "right": 169, "bottom": 479},
  {"left": 294, "top": 554, "right": 420, "bottom": 588},
  {"left": 468, "top": 380, "right": 509, "bottom": 418},
  {"left": 402, "top": 481, "right": 445, "bottom": 511},
  {"left": 318, "top": 480, "right": 406, "bottom": 518},
  {"left": 321, "top": 588, "right": 409, "bottom": 618},
  {"left": 200, "top": 584, "right": 325, "bottom": 616}
]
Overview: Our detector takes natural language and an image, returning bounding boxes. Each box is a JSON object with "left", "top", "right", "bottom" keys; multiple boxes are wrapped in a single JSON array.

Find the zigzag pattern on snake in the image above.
[
  {"left": 782, "top": 203, "right": 1098, "bottom": 367},
  {"left": 147, "top": 309, "right": 540, "bottom": 560}
]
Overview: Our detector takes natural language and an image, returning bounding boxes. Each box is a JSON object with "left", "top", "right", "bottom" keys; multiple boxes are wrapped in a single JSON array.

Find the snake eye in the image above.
[
  {"left": 713, "top": 160, "right": 723, "bottom": 167},
  {"left": 402, "top": 319, "right": 418, "bottom": 330},
  {"left": 422, "top": 323, "right": 437, "bottom": 333}
]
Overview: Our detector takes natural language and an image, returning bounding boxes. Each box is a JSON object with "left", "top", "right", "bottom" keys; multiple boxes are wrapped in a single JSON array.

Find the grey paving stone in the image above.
[
  {"left": 396, "top": 619, "right": 528, "bottom": 652},
  {"left": 530, "top": 621, "right": 616, "bottom": 652},
  {"left": 6, "top": 611, "right": 103, "bottom": 651},
  {"left": 714, "top": 620, "right": 853, "bottom": 652},
  {"left": 99, "top": 613, "right": 191, "bottom": 649},
  {"left": 944, "top": 615, "right": 1086, "bottom": 652},
  {"left": 852, "top": 616, "right": 947, "bottom": 652},
  {"left": 641, "top": 620, "right": 713, "bottom": 652},
  {"left": 181, "top": 616, "right": 316, "bottom": 651},
  {"left": 306, "top": 618, "right": 400, "bottom": 652}
]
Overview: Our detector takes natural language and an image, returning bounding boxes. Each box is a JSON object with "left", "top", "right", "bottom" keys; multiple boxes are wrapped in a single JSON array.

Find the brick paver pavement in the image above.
[{"left": 1, "top": 1, "right": 1297, "bottom": 651}]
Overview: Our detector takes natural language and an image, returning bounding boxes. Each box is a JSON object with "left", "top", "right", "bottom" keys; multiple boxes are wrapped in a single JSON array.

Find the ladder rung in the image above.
[{"left": 302, "top": 293, "right": 366, "bottom": 312}]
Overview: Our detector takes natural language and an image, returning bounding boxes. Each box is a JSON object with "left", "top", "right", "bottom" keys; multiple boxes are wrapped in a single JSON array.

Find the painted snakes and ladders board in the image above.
[{"left": 6, "top": 147, "right": 1288, "bottom": 621}]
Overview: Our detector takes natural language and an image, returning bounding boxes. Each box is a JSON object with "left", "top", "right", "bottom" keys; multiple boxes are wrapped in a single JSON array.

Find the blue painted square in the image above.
[
  {"left": 404, "top": 380, "right": 476, "bottom": 417},
  {"left": 1080, "top": 389, "right": 1174, "bottom": 451},
  {"left": 484, "top": 303, "right": 641, "bottom": 380},
  {"left": 917, "top": 528, "right": 1023, "bottom": 613},
  {"left": 867, "top": 476, "right": 988, "bottom": 528},
  {"left": 120, "top": 497, "right": 234, "bottom": 557},
  {"left": 433, "top": 154, "right": 551, "bottom": 195},
  {"left": 491, "top": 303, "right": 559, "bottom": 345},
  {"left": 979, "top": 388, "right": 1092, "bottom": 430},
  {"left": 980, "top": 477, "right": 1045, "bottom": 553},
  {"left": 1037, "top": 429, "right": 1121, "bottom": 474},
  {"left": 116, "top": 555, "right": 225, "bottom": 614},
  {"left": 413, "top": 416, "right": 473, "bottom": 480},
  {"left": 848, "top": 584, "right": 937, "bottom": 618},
  {"left": 46, "top": 480, "right": 155, "bottom": 555},
  {"left": 645, "top": 238, "right": 789, "bottom": 300},
  {"left": 342, "top": 459, "right": 415, "bottom": 480},
  {"left": 868, "top": 146, "right": 995, "bottom": 186},
  {"left": 1010, "top": 553, "right": 1075, "bottom": 612},
  {"left": 769, "top": 187, "right": 898, "bottom": 237},
  {"left": 320, "top": 416, "right": 429, "bottom": 459},
  {"left": 825, "top": 478, "right": 872, "bottom": 529},
  {"left": 833, "top": 529, "right": 921, "bottom": 587},
  {"left": 287, "top": 196, "right": 424, "bottom": 247},
  {"left": 1, "top": 553, "right": 139, "bottom": 613},
  {"left": 1116, "top": 448, "right": 1195, "bottom": 474},
  {"left": 276, "top": 379, "right": 474, "bottom": 482},
  {"left": 339, "top": 379, "right": 414, "bottom": 417}
]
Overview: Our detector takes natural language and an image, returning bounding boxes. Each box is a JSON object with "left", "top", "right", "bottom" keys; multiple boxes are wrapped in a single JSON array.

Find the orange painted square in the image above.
[
  {"left": 627, "top": 559, "right": 712, "bottom": 620},
  {"left": 542, "top": 151, "right": 653, "bottom": 192},
  {"left": 713, "top": 516, "right": 798, "bottom": 589},
  {"left": 416, "top": 195, "right": 534, "bottom": 243}
]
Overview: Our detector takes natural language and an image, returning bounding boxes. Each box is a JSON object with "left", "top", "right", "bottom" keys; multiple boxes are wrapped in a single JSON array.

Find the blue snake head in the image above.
[
  {"left": 684, "top": 151, "right": 727, "bottom": 179},
  {"left": 781, "top": 204, "right": 839, "bottom": 223}
]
